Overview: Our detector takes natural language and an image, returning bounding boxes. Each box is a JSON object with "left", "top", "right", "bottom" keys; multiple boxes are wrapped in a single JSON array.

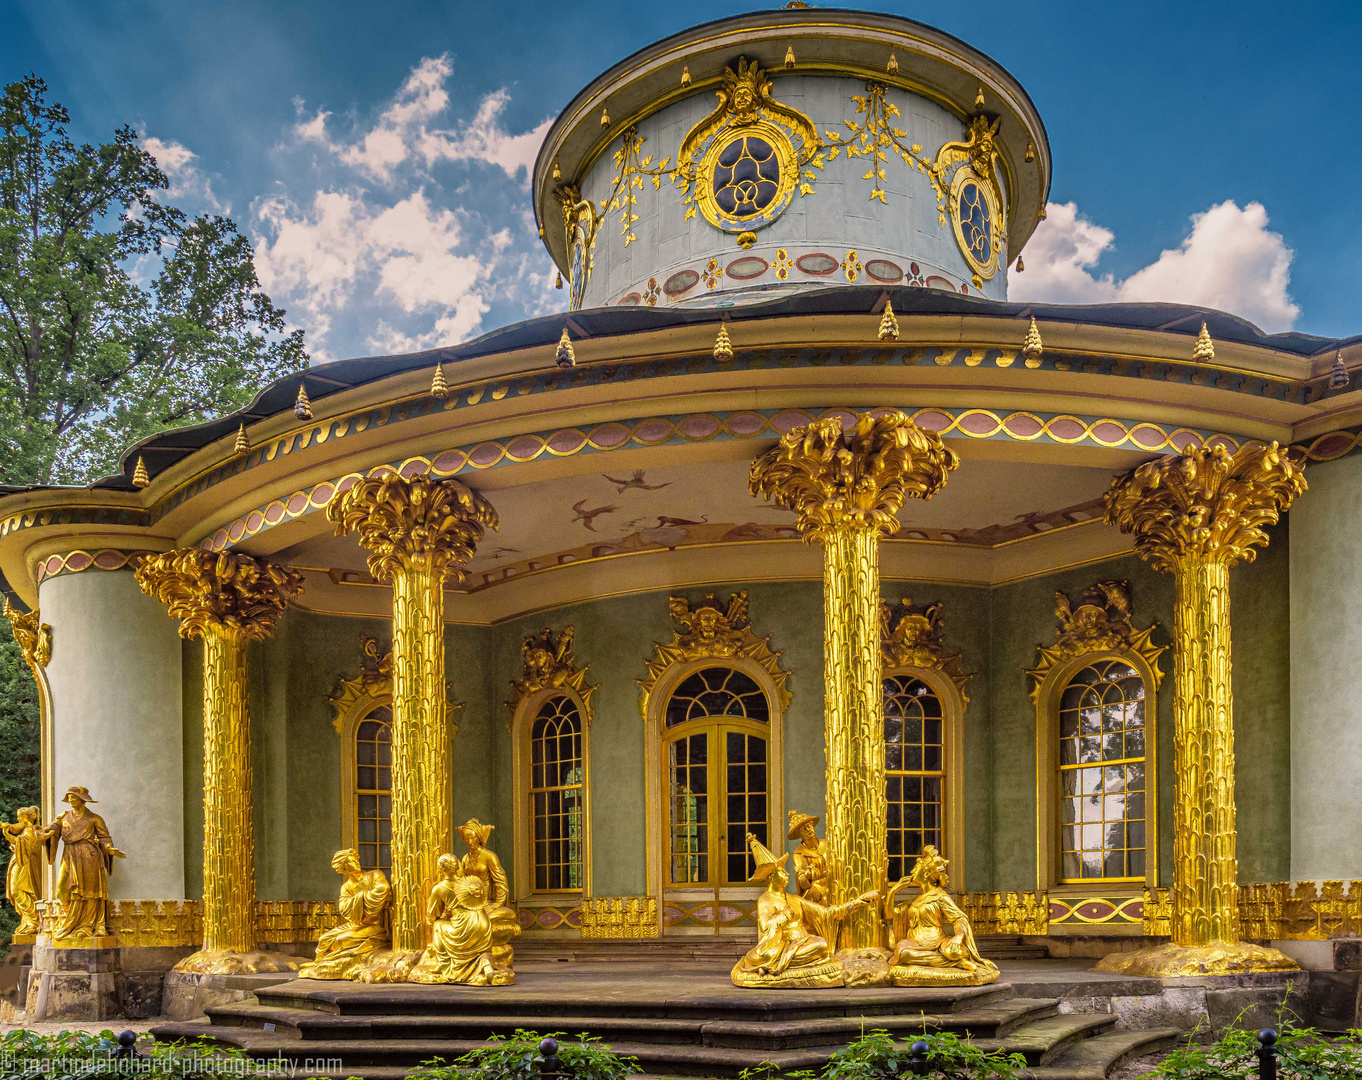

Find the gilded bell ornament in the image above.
[
  {"left": 1192, "top": 321, "right": 1215, "bottom": 363},
  {"left": 1330, "top": 350, "right": 1350, "bottom": 390},
  {"left": 131, "top": 456, "right": 150, "bottom": 489},
  {"left": 556, "top": 328, "right": 576, "bottom": 368},
  {"left": 1015, "top": 255, "right": 1025, "bottom": 272},
  {"left": 1022, "top": 316, "right": 1043, "bottom": 367},
  {"left": 878, "top": 300, "right": 899, "bottom": 342},
  {"left": 294, "top": 382, "right": 313, "bottom": 420},
  {"left": 974, "top": 86, "right": 986, "bottom": 111},
  {"left": 600, "top": 106, "right": 610, "bottom": 128},
  {"left": 431, "top": 362, "right": 449, "bottom": 399},
  {"left": 1025, "top": 142, "right": 1035, "bottom": 163},
  {"left": 886, "top": 52, "right": 899, "bottom": 75},
  {"left": 784, "top": 46, "right": 796, "bottom": 69},
  {"left": 714, "top": 323, "right": 734, "bottom": 362},
  {"left": 554, "top": 271, "right": 563, "bottom": 290},
  {"left": 233, "top": 422, "right": 250, "bottom": 458},
  {"left": 551, "top": 160, "right": 562, "bottom": 182},
  {"left": 680, "top": 65, "right": 691, "bottom": 87}
]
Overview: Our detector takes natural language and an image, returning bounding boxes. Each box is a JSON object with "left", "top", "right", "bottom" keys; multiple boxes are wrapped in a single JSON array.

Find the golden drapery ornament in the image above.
[
  {"left": 297, "top": 849, "right": 391, "bottom": 981},
  {"left": 1025, "top": 581, "right": 1165, "bottom": 704},
  {"left": 1098, "top": 442, "right": 1305, "bottom": 977},
  {"left": 507, "top": 626, "right": 595, "bottom": 721},
  {"left": 637, "top": 589, "right": 791, "bottom": 717},
  {"left": 750, "top": 412, "right": 958, "bottom": 950},
  {"left": 328, "top": 471, "right": 497, "bottom": 954},
  {"left": 885, "top": 846, "right": 999, "bottom": 986},
  {"left": 136, "top": 549, "right": 303, "bottom": 973},
  {"left": 880, "top": 598, "right": 971, "bottom": 705}
]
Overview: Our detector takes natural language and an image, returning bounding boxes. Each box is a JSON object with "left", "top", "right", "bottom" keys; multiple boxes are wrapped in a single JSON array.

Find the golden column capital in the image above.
[
  {"left": 1096, "top": 441, "right": 1303, "bottom": 977},
  {"left": 749, "top": 412, "right": 959, "bottom": 540},
  {"left": 327, "top": 471, "right": 499, "bottom": 582},
  {"left": 135, "top": 548, "right": 302, "bottom": 974},
  {"left": 751, "top": 412, "right": 957, "bottom": 953},
  {"left": 133, "top": 549, "right": 304, "bottom": 641},
  {"left": 1103, "top": 441, "right": 1305, "bottom": 570}
]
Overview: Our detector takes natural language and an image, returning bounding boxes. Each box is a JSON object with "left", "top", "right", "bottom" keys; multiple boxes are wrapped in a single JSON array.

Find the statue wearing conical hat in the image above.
[
  {"left": 43, "top": 786, "right": 126, "bottom": 941},
  {"left": 786, "top": 810, "right": 833, "bottom": 905},
  {"left": 885, "top": 846, "right": 999, "bottom": 986},
  {"left": 731, "top": 833, "right": 877, "bottom": 989}
]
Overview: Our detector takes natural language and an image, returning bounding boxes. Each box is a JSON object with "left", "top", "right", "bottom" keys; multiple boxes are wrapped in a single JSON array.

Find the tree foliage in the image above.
[{"left": 0, "top": 74, "right": 305, "bottom": 486}]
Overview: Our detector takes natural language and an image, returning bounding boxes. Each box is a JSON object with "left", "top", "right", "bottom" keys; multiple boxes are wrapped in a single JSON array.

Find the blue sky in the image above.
[{"left": 3, "top": 0, "right": 1359, "bottom": 360}]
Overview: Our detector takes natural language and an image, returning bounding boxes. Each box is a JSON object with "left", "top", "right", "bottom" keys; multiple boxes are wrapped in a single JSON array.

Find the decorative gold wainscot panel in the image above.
[
  {"left": 1048, "top": 895, "right": 1145, "bottom": 929},
  {"left": 958, "top": 891, "right": 1050, "bottom": 936},
  {"left": 255, "top": 901, "right": 343, "bottom": 944},
  {"left": 1239, "top": 882, "right": 1362, "bottom": 941},
  {"left": 516, "top": 903, "right": 583, "bottom": 934},
  {"left": 580, "top": 897, "right": 659, "bottom": 939},
  {"left": 39, "top": 900, "right": 341, "bottom": 947}
]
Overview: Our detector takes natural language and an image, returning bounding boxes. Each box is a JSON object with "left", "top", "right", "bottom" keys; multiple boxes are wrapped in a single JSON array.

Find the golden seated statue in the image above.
[
  {"left": 886, "top": 846, "right": 999, "bottom": 987},
  {"left": 732, "top": 833, "right": 877, "bottom": 989},
  {"left": 298, "top": 849, "right": 390, "bottom": 981},
  {"left": 409, "top": 854, "right": 514, "bottom": 986}
]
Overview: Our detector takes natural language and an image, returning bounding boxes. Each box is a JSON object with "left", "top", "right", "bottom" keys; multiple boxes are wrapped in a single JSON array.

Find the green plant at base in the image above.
[
  {"left": 738, "top": 1029, "right": 1028, "bottom": 1080},
  {"left": 0, "top": 1029, "right": 254, "bottom": 1079},
  {"left": 1146, "top": 1020, "right": 1362, "bottom": 1080},
  {"left": 409, "top": 1029, "right": 639, "bottom": 1080}
]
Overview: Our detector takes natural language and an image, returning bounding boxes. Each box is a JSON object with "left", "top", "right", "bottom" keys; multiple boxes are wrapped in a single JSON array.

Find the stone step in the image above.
[
  {"left": 971, "top": 1012, "right": 1118, "bottom": 1065},
  {"left": 1027, "top": 1027, "right": 1183, "bottom": 1080}
]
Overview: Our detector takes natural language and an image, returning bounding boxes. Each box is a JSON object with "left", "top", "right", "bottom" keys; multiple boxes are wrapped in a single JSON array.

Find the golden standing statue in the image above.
[
  {"left": 732, "top": 834, "right": 877, "bottom": 989},
  {"left": 1, "top": 806, "right": 44, "bottom": 938},
  {"left": 409, "top": 854, "right": 515, "bottom": 985},
  {"left": 44, "top": 787, "right": 125, "bottom": 942},
  {"left": 885, "top": 846, "right": 998, "bottom": 986},
  {"left": 298, "top": 850, "right": 391, "bottom": 980},
  {"left": 787, "top": 811, "right": 833, "bottom": 905}
]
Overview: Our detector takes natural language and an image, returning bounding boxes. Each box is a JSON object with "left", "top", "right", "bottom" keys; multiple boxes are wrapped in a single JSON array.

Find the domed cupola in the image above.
[{"left": 534, "top": 7, "right": 1050, "bottom": 310}]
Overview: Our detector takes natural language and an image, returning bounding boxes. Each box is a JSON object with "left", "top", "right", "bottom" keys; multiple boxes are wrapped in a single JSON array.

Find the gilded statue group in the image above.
[
  {"left": 731, "top": 811, "right": 998, "bottom": 989},
  {"left": 2, "top": 785, "right": 127, "bottom": 943},
  {"left": 297, "top": 818, "right": 520, "bottom": 986}
]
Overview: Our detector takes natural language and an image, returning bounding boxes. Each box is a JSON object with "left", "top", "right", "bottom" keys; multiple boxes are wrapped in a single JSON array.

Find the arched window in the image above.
[
  {"left": 663, "top": 667, "right": 770, "bottom": 886},
  {"left": 355, "top": 706, "right": 392, "bottom": 874},
  {"left": 529, "top": 694, "right": 585, "bottom": 891},
  {"left": 883, "top": 675, "right": 944, "bottom": 882},
  {"left": 1057, "top": 659, "right": 1147, "bottom": 882}
]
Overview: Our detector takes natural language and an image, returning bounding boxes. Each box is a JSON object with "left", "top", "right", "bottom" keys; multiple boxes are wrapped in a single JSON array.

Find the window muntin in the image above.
[
  {"left": 529, "top": 694, "right": 584, "bottom": 892},
  {"left": 355, "top": 707, "right": 392, "bottom": 874},
  {"left": 1058, "top": 659, "right": 1147, "bottom": 881},
  {"left": 665, "top": 667, "right": 769, "bottom": 727},
  {"left": 883, "top": 675, "right": 945, "bottom": 882}
]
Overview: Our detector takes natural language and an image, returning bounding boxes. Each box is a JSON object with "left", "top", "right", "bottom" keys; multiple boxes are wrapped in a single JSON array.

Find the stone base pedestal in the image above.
[
  {"left": 22, "top": 937, "right": 198, "bottom": 1021},
  {"left": 162, "top": 971, "right": 297, "bottom": 1021}
]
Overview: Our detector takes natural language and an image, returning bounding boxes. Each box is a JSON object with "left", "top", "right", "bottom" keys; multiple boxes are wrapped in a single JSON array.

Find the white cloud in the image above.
[
  {"left": 1010, "top": 199, "right": 1300, "bottom": 332},
  {"left": 418, "top": 89, "right": 553, "bottom": 181},
  {"left": 141, "top": 136, "right": 227, "bottom": 214}
]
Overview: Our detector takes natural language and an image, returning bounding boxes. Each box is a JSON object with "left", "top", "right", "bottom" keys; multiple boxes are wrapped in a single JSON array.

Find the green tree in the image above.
[{"left": 0, "top": 74, "right": 305, "bottom": 485}]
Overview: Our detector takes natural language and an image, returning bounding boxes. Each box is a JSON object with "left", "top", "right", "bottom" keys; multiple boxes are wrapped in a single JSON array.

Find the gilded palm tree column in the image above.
[
  {"left": 1100, "top": 442, "right": 1305, "bottom": 977},
  {"left": 329, "top": 471, "right": 497, "bottom": 953},
  {"left": 135, "top": 549, "right": 304, "bottom": 973},
  {"left": 751, "top": 413, "right": 958, "bottom": 950}
]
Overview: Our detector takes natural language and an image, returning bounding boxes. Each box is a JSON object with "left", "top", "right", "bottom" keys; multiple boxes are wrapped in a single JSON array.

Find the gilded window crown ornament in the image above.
[
  {"left": 133, "top": 549, "right": 304, "bottom": 641},
  {"left": 638, "top": 589, "right": 791, "bottom": 716},
  {"left": 934, "top": 113, "right": 1006, "bottom": 282},
  {"left": 327, "top": 471, "right": 499, "bottom": 584},
  {"left": 3, "top": 597, "right": 52, "bottom": 671},
  {"left": 328, "top": 636, "right": 460, "bottom": 736},
  {"left": 507, "top": 625, "right": 596, "bottom": 720},
  {"left": 1103, "top": 442, "right": 1306, "bottom": 571},
  {"left": 1025, "top": 580, "right": 1165, "bottom": 703},
  {"left": 749, "top": 412, "right": 959, "bottom": 541},
  {"left": 879, "top": 598, "right": 971, "bottom": 704}
]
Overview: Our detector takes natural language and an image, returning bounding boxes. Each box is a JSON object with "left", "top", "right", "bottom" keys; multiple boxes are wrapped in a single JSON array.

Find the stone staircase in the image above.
[
  {"left": 151, "top": 971, "right": 1179, "bottom": 1079},
  {"left": 511, "top": 935, "right": 1048, "bottom": 965}
]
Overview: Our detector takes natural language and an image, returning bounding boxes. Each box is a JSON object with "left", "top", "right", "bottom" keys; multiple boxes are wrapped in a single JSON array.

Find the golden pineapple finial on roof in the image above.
[
  {"left": 294, "top": 381, "right": 313, "bottom": 420},
  {"left": 431, "top": 362, "right": 449, "bottom": 399},
  {"left": 132, "top": 455, "right": 150, "bottom": 489},
  {"left": 1193, "top": 321, "right": 1215, "bottom": 363},
  {"left": 600, "top": 106, "right": 610, "bottom": 128},
  {"left": 1023, "top": 317, "right": 1043, "bottom": 367},
  {"left": 233, "top": 422, "right": 250, "bottom": 458},
  {"left": 886, "top": 52, "right": 899, "bottom": 76},
  {"left": 714, "top": 323, "right": 734, "bottom": 362},
  {"left": 974, "top": 86, "right": 986, "bottom": 111},
  {"left": 681, "top": 65, "right": 691, "bottom": 87},
  {"left": 556, "top": 328, "right": 576, "bottom": 368},
  {"left": 878, "top": 300, "right": 899, "bottom": 342},
  {"left": 784, "top": 46, "right": 796, "bottom": 69}
]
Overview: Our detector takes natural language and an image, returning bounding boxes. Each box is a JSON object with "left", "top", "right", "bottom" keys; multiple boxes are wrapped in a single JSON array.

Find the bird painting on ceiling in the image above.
[
  {"left": 571, "top": 498, "right": 620, "bottom": 532},
  {"left": 602, "top": 469, "right": 672, "bottom": 493}
]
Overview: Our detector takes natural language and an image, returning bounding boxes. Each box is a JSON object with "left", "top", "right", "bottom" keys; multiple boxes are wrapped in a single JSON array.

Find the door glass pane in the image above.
[
  {"left": 724, "top": 730, "right": 768, "bottom": 883},
  {"left": 668, "top": 733, "right": 709, "bottom": 883}
]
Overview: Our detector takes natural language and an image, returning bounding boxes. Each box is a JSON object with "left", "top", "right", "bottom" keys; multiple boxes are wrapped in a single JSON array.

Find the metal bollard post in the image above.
[
  {"left": 115, "top": 1031, "right": 140, "bottom": 1060},
  {"left": 1256, "top": 1028, "right": 1278, "bottom": 1080},
  {"left": 539, "top": 1036, "right": 562, "bottom": 1079},
  {"left": 909, "top": 1039, "right": 931, "bottom": 1076}
]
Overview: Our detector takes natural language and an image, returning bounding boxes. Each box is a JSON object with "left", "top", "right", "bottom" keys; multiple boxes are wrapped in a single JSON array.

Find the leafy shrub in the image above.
[
  {"left": 409, "top": 1028, "right": 638, "bottom": 1080},
  {"left": 739, "top": 1029, "right": 1028, "bottom": 1079},
  {"left": 1147, "top": 1021, "right": 1362, "bottom": 1080},
  {"left": 0, "top": 1029, "right": 251, "bottom": 1079}
]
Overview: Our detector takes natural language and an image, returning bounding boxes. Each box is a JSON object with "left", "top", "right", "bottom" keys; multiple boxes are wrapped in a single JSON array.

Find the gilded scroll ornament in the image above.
[
  {"left": 2, "top": 806, "right": 44, "bottom": 939},
  {"left": 555, "top": 184, "right": 599, "bottom": 311},
  {"left": 507, "top": 626, "right": 595, "bottom": 721},
  {"left": 328, "top": 472, "right": 497, "bottom": 954},
  {"left": 2, "top": 597, "right": 51, "bottom": 672},
  {"left": 880, "top": 598, "right": 971, "bottom": 704},
  {"left": 297, "top": 849, "right": 391, "bottom": 981},
  {"left": 885, "top": 847, "right": 999, "bottom": 987},
  {"left": 637, "top": 589, "right": 790, "bottom": 717},
  {"left": 731, "top": 834, "right": 877, "bottom": 989},
  {"left": 933, "top": 113, "right": 1006, "bottom": 281},
  {"left": 1098, "top": 443, "right": 1305, "bottom": 978},
  {"left": 750, "top": 412, "right": 957, "bottom": 951},
  {"left": 1025, "top": 581, "right": 1165, "bottom": 704}
]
